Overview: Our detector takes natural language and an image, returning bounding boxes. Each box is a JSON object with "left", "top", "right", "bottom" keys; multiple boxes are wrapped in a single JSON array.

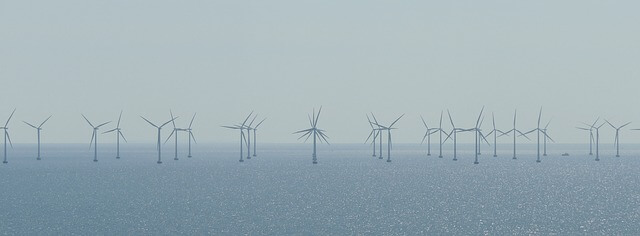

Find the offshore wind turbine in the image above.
[
  {"left": 606, "top": 120, "right": 631, "bottom": 157},
  {"left": 469, "top": 107, "right": 490, "bottom": 164},
  {"left": 593, "top": 123, "right": 605, "bottom": 161},
  {"left": 420, "top": 116, "right": 438, "bottom": 157},
  {"left": 186, "top": 113, "right": 197, "bottom": 158},
  {"left": 522, "top": 108, "right": 554, "bottom": 163},
  {"left": 294, "top": 107, "right": 329, "bottom": 164},
  {"left": 443, "top": 110, "right": 470, "bottom": 161},
  {"left": 577, "top": 118, "right": 599, "bottom": 156},
  {"left": 434, "top": 111, "right": 448, "bottom": 158},
  {"left": 370, "top": 113, "right": 384, "bottom": 159},
  {"left": 82, "top": 114, "right": 111, "bottom": 163},
  {"left": 23, "top": 115, "right": 52, "bottom": 160},
  {"left": 499, "top": 110, "right": 530, "bottom": 160},
  {"left": 1, "top": 109, "right": 16, "bottom": 164},
  {"left": 141, "top": 116, "right": 177, "bottom": 164},
  {"left": 370, "top": 114, "right": 404, "bottom": 163},
  {"left": 102, "top": 111, "right": 127, "bottom": 159},
  {"left": 251, "top": 118, "right": 266, "bottom": 157},
  {"left": 245, "top": 115, "right": 257, "bottom": 159},
  {"left": 484, "top": 113, "right": 508, "bottom": 157},
  {"left": 365, "top": 115, "right": 379, "bottom": 157},
  {"left": 222, "top": 112, "right": 254, "bottom": 162},
  {"left": 165, "top": 110, "right": 187, "bottom": 161}
]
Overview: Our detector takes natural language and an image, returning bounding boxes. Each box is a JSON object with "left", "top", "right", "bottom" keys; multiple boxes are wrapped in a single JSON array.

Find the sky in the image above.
[{"left": 1, "top": 0, "right": 639, "bottom": 144}]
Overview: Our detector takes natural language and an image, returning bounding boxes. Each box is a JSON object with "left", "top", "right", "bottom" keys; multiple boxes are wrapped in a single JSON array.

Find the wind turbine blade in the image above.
[
  {"left": 308, "top": 114, "right": 313, "bottom": 127},
  {"left": 443, "top": 130, "right": 453, "bottom": 143},
  {"left": 476, "top": 106, "right": 485, "bottom": 127},
  {"left": 164, "top": 129, "right": 175, "bottom": 144},
  {"left": 89, "top": 130, "right": 95, "bottom": 149},
  {"left": 516, "top": 130, "right": 532, "bottom": 140},
  {"left": 160, "top": 117, "right": 178, "bottom": 128},
  {"left": 242, "top": 111, "right": 254, "bottom": 127},
  {"left": 576, "top": 127, "right": 590, "bottom": 131},
  {"left": 439, "top": 111, "right": 443, "bottom": 128},
  {"left": 96, "top": 121, "right": 111, "bottom": 129},
  {"left": 420, "top": 116, "right": 429, "bottom": 129},
  {"left": 371, "top": 113, "right": 379, "bottom": 124},
  {"left": 39, "top": 115, "right": 52, "bottom": 128},
  {"left": 537, "top": 107, "right": 542, "bottom": 127},
  {"left": 301, "top": 131, "right": 313, "bottom": 142},
  {"left": 169, "top": 110, "right": 177, "bottom": 128},
  {"left": 5, "top": 132, "right": 13, "bottom": 148},
  {"left": 248, "top": 114, "right": 258, "bottom": 128},
  {"left": 492, "top": 112, "right": 496, "bottom": 129},
  {"left": 521, "top": 129, "right": 536, "bottom": 135},
  {"left": 591, "top": 117, "right": 600, "bottom": 128},
  {"left": 4, "top": 108, "right": 16, "bottom": 127},
  {"left": 318, "top": 131, "right": 330, "bottom": 145},
  {"left": 140, "top": 116, "right": 158, "bottom": 128},
  {"left": 365, "top": 130, "right": 374, "bottom": 144},
  {"left": 479, "top": 131, "right": 490, "bottom": 145},
  {"left": 188, "top": 113, "right": 196, "bottom": 129},
  {"left": 189, "top": 131, "right": 197, "bottom": 144},
  {"left": 485, "top": 130, "right": 494, "bottom": 137},
  {"left": 447, "top": 110, "right": 455, "bottom": 128},
  {"left": 293, "top": 128, "right": 313, "bottom": 134},
  {"left": 314, "top": 106, "right": 323, "bottom": 128},
  {"left": 117, "top": 110, "right": 123, "bottom": 128},
  {"left": 605, "top": 119, "right": 615, "bottom": 129},
  {"left": 389, "top": 114, "right": 404, "bottom": 128},
  {"left": 541, "top": 130, "right": 555, "bottom": 143},
  {"left": 421, "top": 131, "right": 429, "bottom": 144},
  {"left": 119, "top": 131, "right": 128, "bottom": 143},
  {"left": 544, "top": 119, "right": 552, "bottom": 130},
  {"left": 102, "top": 128, "right": 118, "bottom": 134},
  {"left": 23, "top": 121, "right": 38, "bottom": 129},
  {"left": 82, "top": 114, "right": 94, "bottom": 128},
  {"left": 620, "top": 122, "right": 632, "bottom": 129},
  {"left": 222, "top": 125, "right": 240, "bottom": 129}
]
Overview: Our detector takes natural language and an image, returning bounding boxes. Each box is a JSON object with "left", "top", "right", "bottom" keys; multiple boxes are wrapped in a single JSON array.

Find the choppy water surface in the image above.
[{"left": 1, "top": 143, "right": 639, "bottom": 235}]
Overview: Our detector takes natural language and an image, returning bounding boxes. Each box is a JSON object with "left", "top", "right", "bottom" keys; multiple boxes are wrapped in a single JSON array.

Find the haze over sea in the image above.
[{"left": 1, "top": 143, "right": 639, "bottom": 235}]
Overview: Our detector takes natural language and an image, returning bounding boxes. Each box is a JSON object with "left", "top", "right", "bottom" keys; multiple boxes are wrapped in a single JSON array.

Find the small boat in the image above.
[{"left": 561, "top": 153, "right": 570, "bottom": 156}]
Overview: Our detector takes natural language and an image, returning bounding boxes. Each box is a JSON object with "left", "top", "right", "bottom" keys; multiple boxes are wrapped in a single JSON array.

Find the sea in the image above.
[{"left": 1, "top": 143, "right": 639, "bottom": 235}]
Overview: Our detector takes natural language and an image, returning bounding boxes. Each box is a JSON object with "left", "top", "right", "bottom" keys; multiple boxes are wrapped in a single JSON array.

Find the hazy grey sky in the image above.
[{"left": 1, "top": 0, "right": 639, "bottom": 144}]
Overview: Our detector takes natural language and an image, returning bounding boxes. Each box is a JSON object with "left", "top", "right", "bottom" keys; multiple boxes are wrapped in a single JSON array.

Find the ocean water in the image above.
[{"left": 1, "top": 143, "right": 640, "bottom": 235}]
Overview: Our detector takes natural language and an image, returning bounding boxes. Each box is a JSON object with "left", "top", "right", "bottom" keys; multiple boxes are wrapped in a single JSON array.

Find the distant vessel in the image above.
[{"left": 562, "top": 153, "right": 569, "bottom": 156}]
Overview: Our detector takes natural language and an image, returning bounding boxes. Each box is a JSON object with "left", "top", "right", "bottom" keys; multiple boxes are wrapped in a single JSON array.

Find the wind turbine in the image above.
[
  {"left": 1, "top": 109, "right": 16, "bottom": 164},
  {"left": 370, "top": 113, "right": 384, "bottom": 159},
  {"left": 82, "top": 114, "right": 111, "bottom": 162},
  {"left": 484, "top": 113, "right": 508, "bottom": 157},
  {"left": 244, "top": 115, "right": 257, "bottom": 159},
  {"left": 593, "top": 123, "right": 605, "bottom": 161},
  {"left": 469, "top": 107, "right": 490, "bottom": 164},
  {"left": 522, "top": 108, "right": 554, "bottom": 163},
  {"left": 23, "top": 115, "right": 52, "bottom": 160},
  {"left": 606, "top": 120, "right": 631, "bottom": 157},
  {"left": 141, "top": 116, "right": 177, "bottom": 164},
  {"left": 420, "top": 116, "right": 438, "bottom": 157},
  {"left": 365, "top": 115, "right": 379, "bottom": 157},
  {"left": 443, "top": 110, "right": 470, "bottom": 161},
  {"left": 294, "top": 107, "right": 329, "bottom": 164},
  {"left": 165, "top": 110, "right": 187, "bottom": 161},
  {"left": 251, "top": 118, "right": 266, "bottom": 157},
  {"left": 577, "top": 118, "right": 599, "bottom": 156},
  {"left": 186, "top": 113, "right": 197, "bottom": 158},
  {"left": 541, "top": 119, "right": 552, "bottom": 156},
  {"left": 434, "top": 111, "right": 448, "bottom": 158},
  {"left": 499, "top": 110, "right": 530, "bottom": 160},
  {"left": 370, "top": 114, "right": 404, "bottom": 163},
  {"left": 222, "top": 112, "right": 254, "bottom": 162},
  {"left": 102, "top": 111, "right": 127, "bottom": 159}
]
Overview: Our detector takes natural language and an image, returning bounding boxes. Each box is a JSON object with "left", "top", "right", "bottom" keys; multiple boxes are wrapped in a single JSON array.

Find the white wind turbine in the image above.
[
  {"left": 82, "top": 114, "right": 111, "bottom": 163},
  {"left": 365, "top": 115, "right": 379, "bottom": 157},
  {"left": 294, "top": 107, "right": 329, "bottom": 164},
  {"left": 186, "top": 113, "right": 197, "bottom": 158},
  {"left": 141, "top": 116, "right": 177, "bottom": 164},
  {"left": 420, "top": 116, "right": 439, "bottom": 157},
  {"left": 606, "top": 120, "right": 631, "bottom": 157},
  {"left": 165, "top": 110, "right": 187, "bottom": 161},
  {"left": 577, "top": 118, "right": 599, "bottom": 156},
  {"left": 370, "top": 113, "right": 384, "bottom": 159},
  {"left": 484, "top": 113, "right": 508, "bottom": 157},
  {"left": 499, "top": 110, "right": 530, "bottom": 160},
  {"left": 23, "top": 115, "right": 52, "bottom": 160},
  {"left": 443, "top": 110, "right": 470, "bottom": 161},
  {"left": 1, "top": 109, "right": 16, "bottom": 164},
  {"left": 102, "top": 111, "right": 127, "bottom": 159},
  {"left": 251, "top": 118, "right": 266, "bottom": 157},
  {"left": 522, "top": 108, "right": 554, "bottom": 163},
  {"left": 222, "top": 112, "right": 254, "bottom": 163},
  {"left": 370, "top": 114, "right": 404, "bottom": 163}
]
